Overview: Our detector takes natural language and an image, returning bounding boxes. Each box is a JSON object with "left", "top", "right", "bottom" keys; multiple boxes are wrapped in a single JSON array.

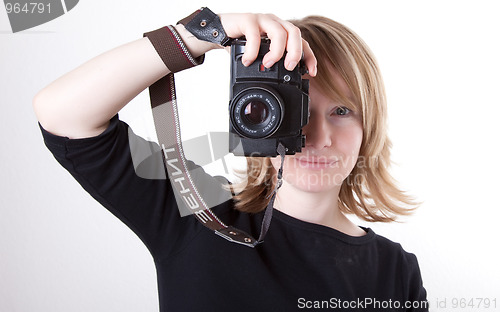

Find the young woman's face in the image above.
[{"left": 271, "top": 71, "right": 363, "bottom": 193}]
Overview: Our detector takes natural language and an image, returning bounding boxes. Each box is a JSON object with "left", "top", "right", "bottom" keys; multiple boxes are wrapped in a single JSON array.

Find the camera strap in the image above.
[{"left": 144, "top": 12, "right": 284, "bottom": 248}]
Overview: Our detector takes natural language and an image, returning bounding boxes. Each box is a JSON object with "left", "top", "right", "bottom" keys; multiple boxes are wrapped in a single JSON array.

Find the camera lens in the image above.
[
  {"left": 244, "top": 101, "right": 269, "bottom": 125},
  {"left": 230, "top": 87, "right": 283, "bottom": 139}
]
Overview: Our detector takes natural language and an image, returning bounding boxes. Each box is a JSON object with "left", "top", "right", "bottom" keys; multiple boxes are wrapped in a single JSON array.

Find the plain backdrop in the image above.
[{"left": 1, "top": 1, "right": 499, "bottom": 311}]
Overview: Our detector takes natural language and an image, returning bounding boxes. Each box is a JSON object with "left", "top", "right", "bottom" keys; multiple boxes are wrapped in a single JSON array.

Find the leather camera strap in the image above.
[{"left": 143, "top": 8, "right": 284, "bottom": 248}]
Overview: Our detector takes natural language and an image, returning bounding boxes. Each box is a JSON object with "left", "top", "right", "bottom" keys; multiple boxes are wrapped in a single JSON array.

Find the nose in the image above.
[{"left": 303, "top": 112, "right": 332, "bottom": 150}]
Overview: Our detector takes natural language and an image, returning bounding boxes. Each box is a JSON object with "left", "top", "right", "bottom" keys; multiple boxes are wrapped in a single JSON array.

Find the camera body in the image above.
[{"left": 228, "top": 38, "right": 309, "bottom": 157}]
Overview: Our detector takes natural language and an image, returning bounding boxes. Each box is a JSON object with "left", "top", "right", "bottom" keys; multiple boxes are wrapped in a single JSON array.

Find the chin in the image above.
[
  {"left": 281, "top": 168, "right": 346, "bottom": 194},
  {"left": 271, "top": 156, "right": 350, "bottom": 193}
]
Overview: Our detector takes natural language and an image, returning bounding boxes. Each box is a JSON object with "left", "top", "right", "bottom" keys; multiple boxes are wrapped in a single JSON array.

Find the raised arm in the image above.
[
  {"left": 33, "top": 12, "right": 317, "bottom": 139},
  {"left": 32, "top": 24, "right": 216, "bottom": 139}
]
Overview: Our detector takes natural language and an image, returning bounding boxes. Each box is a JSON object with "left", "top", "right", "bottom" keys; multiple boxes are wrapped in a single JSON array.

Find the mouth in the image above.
[{"left": 293, "top": 157, "right": 338, "bottom": 169}]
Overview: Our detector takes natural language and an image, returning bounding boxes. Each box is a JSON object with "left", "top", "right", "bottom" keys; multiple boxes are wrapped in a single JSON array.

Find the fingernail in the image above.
[
  {"left": 264, "top": 61, "right": 273, "bottom": 69},
  {"left": 286, "top": 61, "right": 297, "bottom": 71},
  {"left": 242, "top": 59, "right": 250, "bottom": 67}
]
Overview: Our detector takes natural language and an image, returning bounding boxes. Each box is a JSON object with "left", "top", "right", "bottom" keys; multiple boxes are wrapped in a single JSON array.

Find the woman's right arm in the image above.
[
  {"left": 32, "top": 24, "right": 217, "bottom": 139},
  {"left": 33, "top": 13, "right": 317, "bottom": 139}
]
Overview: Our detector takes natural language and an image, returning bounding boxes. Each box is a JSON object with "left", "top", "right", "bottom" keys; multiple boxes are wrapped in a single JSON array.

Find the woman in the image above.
[{"left": 34, "top": 8, "right": 428, "bottom": 311}]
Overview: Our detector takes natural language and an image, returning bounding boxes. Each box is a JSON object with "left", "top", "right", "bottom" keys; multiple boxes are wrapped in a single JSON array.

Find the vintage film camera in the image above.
[{"left": 228, "top": 38, "right": 310, "bottom": 157}]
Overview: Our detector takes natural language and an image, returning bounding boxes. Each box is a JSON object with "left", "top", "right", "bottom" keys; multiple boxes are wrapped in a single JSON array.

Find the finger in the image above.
[
  {"left": 259, "top": 16, "right": 288, "bottom": 68},
  {"left": 241, "top": 28, "right": 262, "bottom": 66},
  {"left": 302, "top": 39, "right": 317, "bottom": 76},
  {"left": 278, "top": 21, "right": 303, "bottom": 71},
  {"left": 220, "top": 13, "right": 262, "bottom": 67}
]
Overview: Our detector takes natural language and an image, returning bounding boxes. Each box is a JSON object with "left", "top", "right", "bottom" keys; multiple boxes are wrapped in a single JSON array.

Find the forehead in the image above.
[
  {"left": 305, "top": 67, "right": 355, "bottom": 107},
  {"left": 326, "top": 69, "right": 351, "bottom": 95}
]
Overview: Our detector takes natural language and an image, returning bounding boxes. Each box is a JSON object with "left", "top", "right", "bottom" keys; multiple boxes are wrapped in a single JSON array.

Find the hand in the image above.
[{"left": 219, "top": 13, "right": 317, "bottom": 76}]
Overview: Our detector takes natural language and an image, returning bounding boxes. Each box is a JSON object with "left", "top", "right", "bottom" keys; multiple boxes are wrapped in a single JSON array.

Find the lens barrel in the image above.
[{"left": 230, "top": 87, "right": 283, "bottom": 139}]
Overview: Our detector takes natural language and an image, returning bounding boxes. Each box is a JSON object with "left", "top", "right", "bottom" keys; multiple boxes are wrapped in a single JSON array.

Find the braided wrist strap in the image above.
[
  {"left": 144, "top": 24, "right": 204, "bottom": 73},
  {"left": 143, "top": 7, "right": 229, "bottom": 74}
]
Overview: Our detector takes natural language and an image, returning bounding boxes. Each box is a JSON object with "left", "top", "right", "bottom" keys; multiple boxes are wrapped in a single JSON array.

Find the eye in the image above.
[{"left": 332, "top": 106, "right": 351, "bottom": 116}]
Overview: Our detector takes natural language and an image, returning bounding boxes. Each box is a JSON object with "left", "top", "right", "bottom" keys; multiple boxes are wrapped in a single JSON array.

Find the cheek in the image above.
[{"left": 333, "top": 121, "right": 363, "bottom": 168}]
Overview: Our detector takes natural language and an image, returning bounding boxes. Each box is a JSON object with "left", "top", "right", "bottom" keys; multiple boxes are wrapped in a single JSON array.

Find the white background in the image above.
[{"left": 1, "top": 1, "right": 499, "bottom": 311}]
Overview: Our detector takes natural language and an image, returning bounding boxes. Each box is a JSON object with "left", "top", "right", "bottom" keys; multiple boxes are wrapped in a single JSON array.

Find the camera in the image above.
[{"left": 228, "top": 38, "right": 309, "bottom": 157}]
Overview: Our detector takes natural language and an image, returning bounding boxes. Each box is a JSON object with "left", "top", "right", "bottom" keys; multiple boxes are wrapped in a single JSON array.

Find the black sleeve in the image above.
[
  {"left": 39, "top": 116, "right": 205, "bottom": 259},
  {"left": 402, "top": 252, "right": 428, "bottom": 311}
]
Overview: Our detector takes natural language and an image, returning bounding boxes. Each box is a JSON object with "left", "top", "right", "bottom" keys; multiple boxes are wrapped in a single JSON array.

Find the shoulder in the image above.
[
  {"left": 40, "top": 114, "right": 127, "bottom": 156},
  {"left": 371, "top": 232, "right": 421, "bottom": 270},
  {"left": 372, "top": 231, "right": 428, "bottom": 306},
  {"left": 373, "top": 233, "right": 411, "bottom": 255}
]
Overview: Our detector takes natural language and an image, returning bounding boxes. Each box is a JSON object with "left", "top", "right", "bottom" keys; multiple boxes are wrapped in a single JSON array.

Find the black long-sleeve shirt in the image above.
[{"left": 40, "top": 116, "right": 427, "bottom": 311}]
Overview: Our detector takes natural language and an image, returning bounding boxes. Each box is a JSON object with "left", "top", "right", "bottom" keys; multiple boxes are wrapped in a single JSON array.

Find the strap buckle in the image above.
[
  {"left": 179, "top": 7, "right": 232, "bottom": 46},
  {"left": 215, "top": 226, "right": 258, "bottom": 247}
]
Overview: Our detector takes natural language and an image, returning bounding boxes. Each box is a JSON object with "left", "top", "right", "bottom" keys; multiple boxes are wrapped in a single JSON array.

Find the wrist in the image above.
[
  {"left": 144, "top": 24, "right": 203, "bottom": 74},
  {"left": 174, "top": 23, "right": 221, "bottom": 57}
]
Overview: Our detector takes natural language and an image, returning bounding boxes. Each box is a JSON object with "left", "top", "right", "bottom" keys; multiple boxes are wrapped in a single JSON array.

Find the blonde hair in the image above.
[{"left": 232, "top": 16, "right": 418, "bottom": 222}]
